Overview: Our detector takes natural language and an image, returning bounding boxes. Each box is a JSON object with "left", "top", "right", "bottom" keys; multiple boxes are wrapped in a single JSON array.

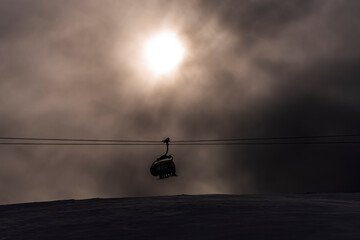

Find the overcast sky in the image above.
[{"left": 0, "top": 0, "right": 360, "bottom": 204}]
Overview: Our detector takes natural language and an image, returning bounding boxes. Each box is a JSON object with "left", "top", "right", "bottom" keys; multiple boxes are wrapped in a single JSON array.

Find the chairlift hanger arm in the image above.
[{"left": 163, "top": 138, "right": 170, "bottom": 155}]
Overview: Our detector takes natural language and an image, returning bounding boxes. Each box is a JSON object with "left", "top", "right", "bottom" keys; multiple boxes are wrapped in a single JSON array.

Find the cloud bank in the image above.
[{"left": 0, "top": 0, "right": 359, "bottom": 203}]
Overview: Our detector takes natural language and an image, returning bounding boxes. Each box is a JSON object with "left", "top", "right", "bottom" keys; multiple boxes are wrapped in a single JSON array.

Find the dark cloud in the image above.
[{"left": 0, "top": 0, "right": 359, "bottom": 204}]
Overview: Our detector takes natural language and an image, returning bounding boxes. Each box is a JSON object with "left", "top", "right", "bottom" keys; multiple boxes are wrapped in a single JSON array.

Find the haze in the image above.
[{"left": 0, "top": 0, "right": 360, "bottom": 204}]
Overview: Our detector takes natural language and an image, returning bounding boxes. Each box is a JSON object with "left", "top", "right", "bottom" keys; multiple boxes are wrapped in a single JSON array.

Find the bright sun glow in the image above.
[{"left": 144, "top": 32, "right": 185, "bottom": 75}]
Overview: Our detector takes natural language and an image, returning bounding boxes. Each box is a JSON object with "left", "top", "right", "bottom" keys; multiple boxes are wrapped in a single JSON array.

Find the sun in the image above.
[{"left": 144, "top": 31, "right": 185, "bottom": 75}]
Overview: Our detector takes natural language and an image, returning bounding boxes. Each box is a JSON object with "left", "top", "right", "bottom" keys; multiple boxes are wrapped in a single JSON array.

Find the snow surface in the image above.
[{"left": 1, "top": 193, "right": 360, "bottom": 239}]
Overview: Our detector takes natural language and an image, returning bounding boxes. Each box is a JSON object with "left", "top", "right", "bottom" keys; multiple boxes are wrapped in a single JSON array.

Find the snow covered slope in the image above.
[{"left": 1, "top": 193, "right": 360, "bottom": 239}]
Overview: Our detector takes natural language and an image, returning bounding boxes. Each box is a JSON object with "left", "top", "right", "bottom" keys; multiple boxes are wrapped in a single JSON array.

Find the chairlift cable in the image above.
[
  {"left": 171, "top": 134, "right": 360, "bottom": 143},
  {"left": 0, "top": 141, "right": 359, "bottom": 146},
  {"left": 0, "top": 133, "right": 359, "bottom": 144},
  {"left": 0, "top": 137, "right": 160, "bottom": 143}
]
